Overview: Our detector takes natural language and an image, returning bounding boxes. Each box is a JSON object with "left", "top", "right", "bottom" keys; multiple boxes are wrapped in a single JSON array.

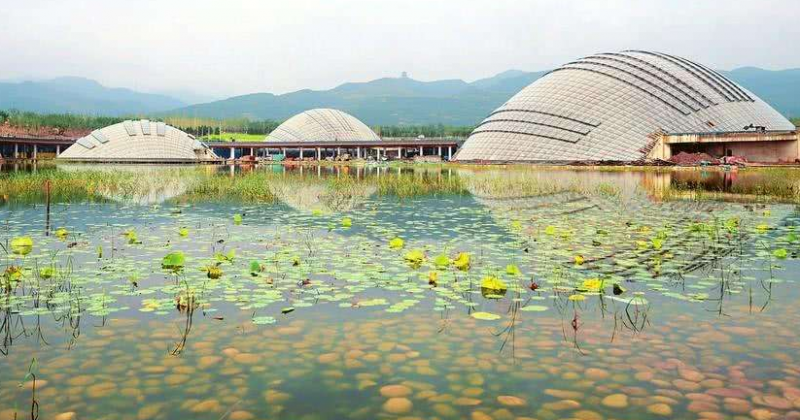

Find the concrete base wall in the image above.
[{"left": 670, "top": 140, "right": 799, "bottom": 163}]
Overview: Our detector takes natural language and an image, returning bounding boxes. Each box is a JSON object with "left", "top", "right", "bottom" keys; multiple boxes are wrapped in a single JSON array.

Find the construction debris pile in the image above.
[{"left": 669, "top": 152, "right": 720, "bottom": 165}]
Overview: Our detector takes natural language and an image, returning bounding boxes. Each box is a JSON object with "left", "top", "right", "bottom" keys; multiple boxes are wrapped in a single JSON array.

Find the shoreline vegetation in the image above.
[
  {"left": 4, "top": 164, "right": 800, "bottom": 205},
  {"left": 0, "top": 109, "right": 475, "bottom": 141}
]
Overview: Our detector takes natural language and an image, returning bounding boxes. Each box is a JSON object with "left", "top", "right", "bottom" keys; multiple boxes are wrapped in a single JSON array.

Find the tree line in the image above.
[
  {"left": 0, "top": 110, "right": 126, "bottom": 130},
  {"left": 0, "top": 109, "right": 475, "bottom": 138},
  {"left": 373, "top": 124, "right": 474, "bottom": 138}
]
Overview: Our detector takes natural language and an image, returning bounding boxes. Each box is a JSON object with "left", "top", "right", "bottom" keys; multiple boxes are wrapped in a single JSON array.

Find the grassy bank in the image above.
[
  {"left": 200, "top": 132, "right": 267, "bottom": 142},
  {"left": 0, "top": 165, "right": 470, "bottom": 204}
]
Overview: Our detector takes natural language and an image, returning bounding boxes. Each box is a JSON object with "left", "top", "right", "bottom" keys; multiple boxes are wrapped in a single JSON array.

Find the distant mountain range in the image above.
[
  {"left": 2, "top": 68, "right": 799, "bottom": 125},
  {"left": 719, "top": 67, "right": 800, "bottom": 121},
  {"left": 160, "top": 70, "right": 547, "bottom": 126},
  {"left": 0, "top": 77, "right": 186, "bottom": 115}
]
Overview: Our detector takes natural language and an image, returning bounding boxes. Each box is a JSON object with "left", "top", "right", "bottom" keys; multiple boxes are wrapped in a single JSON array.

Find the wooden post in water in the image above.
[{"left": 44, "top": 180, "right": 51, "bottom": 236}]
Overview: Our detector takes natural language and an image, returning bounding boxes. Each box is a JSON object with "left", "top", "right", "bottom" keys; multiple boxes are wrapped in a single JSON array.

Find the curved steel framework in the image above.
[
  {"left": 455, "top": 50, "right": 794, "bottom": 162},
  {"left": 58, "top": 120, "right": 217, "bottom": 162},
  {"left": 268, "top": 108, "right": 380, "bottom": 142}
]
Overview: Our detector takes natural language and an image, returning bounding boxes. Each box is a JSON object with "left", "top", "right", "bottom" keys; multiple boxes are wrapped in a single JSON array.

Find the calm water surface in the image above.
[{"left": 1, "top": 164, "right": 799, "bottom": 420}]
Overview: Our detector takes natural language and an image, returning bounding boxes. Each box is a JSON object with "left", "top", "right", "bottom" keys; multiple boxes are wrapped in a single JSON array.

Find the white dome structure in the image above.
[
  {"left": 268, "top": 109, "right": 380, "bottom": 142},
  {"left": 59, "top": 120, "right": 218, "bottom": 162},
  {"left": 455, "top": 50, "right": 796, "bottom": 162}
]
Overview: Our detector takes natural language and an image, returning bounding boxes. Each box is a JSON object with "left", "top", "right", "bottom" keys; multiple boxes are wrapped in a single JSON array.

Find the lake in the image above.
[{"left": 1, "top": 163, "right": 799, "bottom": 420}]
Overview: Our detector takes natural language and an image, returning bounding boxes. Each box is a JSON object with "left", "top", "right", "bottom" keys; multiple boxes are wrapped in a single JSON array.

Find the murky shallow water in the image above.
[{"left": 1, "top": 164, "right": 800, "bottom": 420}]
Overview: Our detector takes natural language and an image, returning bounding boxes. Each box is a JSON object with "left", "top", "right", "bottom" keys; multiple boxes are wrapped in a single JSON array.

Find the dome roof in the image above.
[
  {"left": 268, "top": 108, "right": 380, "bottom": 142},
  {"left": 59, "top": 120, "right": 218, "bottom": 162},
  {"left": 455, "top": 50, "right": 795, "bottom": 162}
]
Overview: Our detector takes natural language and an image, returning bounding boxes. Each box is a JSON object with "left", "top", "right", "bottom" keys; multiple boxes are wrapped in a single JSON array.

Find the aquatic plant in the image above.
[
  {"left": 579, "top": 278, "right": 604, "bottom": 292},
  {"left": 54, "top": 228, "right": 69, "bottom": 240},
  {"left": 480, "top": 275, "right": 507, "bottom": 293},
  {"left": 389, "top": 237, "right": 405, "bottom": 249},
  {"left": 505, "top": 264, "right": 521, "bottom": 276},
  {"left": 161, "top": 251, "right": 186, "bottom": 270},
  {"left": 403, "top": 250, "right": 425, "bottom": 268},
  {"left": 433, "top": 254, "right": 451, "bottom": 269},
  {"left": 205, "top": 265, "right": 223, "bottom": 279},
  {"left": 10, "top": 236, "right": 33, "bottom": 256},
  {"left": 214, "top": 250, "right": 235, "bottom": 263},
  {"left": 453, "top": 252, "right": 470, "bottom": 271}
]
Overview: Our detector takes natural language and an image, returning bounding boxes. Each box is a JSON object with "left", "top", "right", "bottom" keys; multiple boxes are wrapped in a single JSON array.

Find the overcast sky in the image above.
[{"left": 1, "top": 0, "right": 797, "bottom": 100}]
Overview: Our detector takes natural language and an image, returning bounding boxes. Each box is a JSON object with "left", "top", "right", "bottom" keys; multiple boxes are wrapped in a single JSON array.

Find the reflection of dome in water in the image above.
[
  {"left": 270, "top": 177, "right": 376, "bottom": 214},
  {"left": 465, "top": 168, "right": 795, "bottom": 220},
  {"left": 464, "top": 169, "right": 795, "bottom": 276},
  {"left": 268, "top": 109, "right": 380, "bottom": 142},
  {"left": 59, "top": 120, "right": 218, "bottom": 162},
  {"left": 58, "top": 165, "right": 196, "bottom": 205},
  {"left": 455, "top": 50, "right": 794, "bottom": 162}
]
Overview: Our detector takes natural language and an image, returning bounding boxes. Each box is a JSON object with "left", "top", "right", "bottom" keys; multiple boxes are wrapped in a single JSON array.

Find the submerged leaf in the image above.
[
  {"left": 520, "top": 305, "right": 549, "bottom": 312},
  {"left": 252, "top": 316, "right": 276, "bottom": 325},
  {"left": 471, "top": 311, "right": 501, "bottom": 321}
]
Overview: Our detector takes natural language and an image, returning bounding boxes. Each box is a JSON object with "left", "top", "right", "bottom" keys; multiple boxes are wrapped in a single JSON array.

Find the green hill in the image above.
[
  {"left": 164, "top": 68, "right": 800, "bottom": 125},
  {"left": 163, "top": 71, "right": 549, "bottom": 126}
]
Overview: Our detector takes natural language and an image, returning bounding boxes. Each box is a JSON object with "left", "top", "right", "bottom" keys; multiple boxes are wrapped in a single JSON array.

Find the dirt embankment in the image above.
[{"left": 0, "top": 122, "right": 90, "bottom": 139}]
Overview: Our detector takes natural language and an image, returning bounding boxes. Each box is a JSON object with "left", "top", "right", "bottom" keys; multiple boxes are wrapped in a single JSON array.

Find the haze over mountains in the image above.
[
  {"left": 0, "top": 77, "right": 187, "bottom": 116},
  {"left": 1, "top": 68, "right": 798, "bottom": 126}
]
